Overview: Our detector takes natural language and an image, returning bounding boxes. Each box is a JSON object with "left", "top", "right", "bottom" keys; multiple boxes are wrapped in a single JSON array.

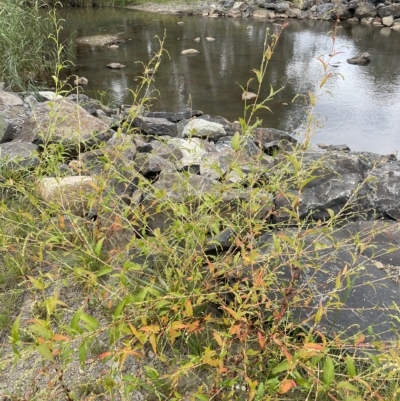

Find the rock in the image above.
[
  {"left": 346, "top": 53, "right": 371, "bottom": 65},
  {"left": 177, "top": 21, "right": 185, "bottom": 25},
  {"left": 380, "top": 27, "right": 391, "bottom": 36},
  {"left": 354, "top": 3, "right": 377, "bottom": 19},
  {"left": 0, "top": 114, "right": 14, "bottom": 143},
  {"left": 0, "top": 142, "right": 39, "bottom": 169},
  {"left": 391, "top": 21, "right": 400, "bottom": 30},
  {"left": 332, "top": 4, "right": 352, "bottom": 20},
  {"left": 347, "top": 17, "right": 360, "bottom": 23},
  {"left": 362, "top": 161, "right": 400, "bottom": 220},
  {"left": 74, "top": 77, "right": 89, "bottom": 86},
  {"left": 0, "top": 92, "right": 23, "bottom": 107},
  {"left": 327, "top": 144, "right": 351, "bottom": 152},
  {"left": 275, "top": 150, "right": 364, "bottom": 222},
  {"left": 242, "top": 91, "right": 257, "bottom": 101},
  {"left": 37, "top": 91, "right": 63, "bottom": 101},
  {"left": 133, "top": 116, "right": 178, "bottom": 137},
  {"left": 250, "top": 127, "right": 297, "bottom": 153},
  {"left": 37, "top": 176, "right": 96, "bottom": 216},
  {"left": 107, "top": 63, "right": 126, "bottom": 69},
  {"left": 382, "top": 15, "right": 394, "bottom": 26},
  {"left": 198, "top": 115, "right": 240, "bottom": 137},
  {"left": 108, "top": 44, "right": 119, "bottom": 50},
  {"left": 169, "top": 137, "right": 212, "bottom": 169},
  {"left": 145, "top": 109, "right": 203, "bottom": 123},
  {"left": 194, "top": 37, "right": 201, "bottom": 42},
  {"left": 252, "top": 9, "right": 272, "bottom": 18},
  {"left": 205, "top": 37, "right": 216, "bottom": 41},
  {"left": 181, "top": 49, "right": 200, "bottom": 55},
  {"left": 76, "top": 34, "right": 120, "bottom": 46},
  {"left": 13, "top": 99, "right": 111, "bottom": 150},
  {"left": 316, "top": 3, "right": 334, "bottom": 19},
  {"left": 134, "top": 153, "right": 175, "bottom": 175},
  {"left": 287, "top": 8, "right": 302, "bottom": 18},
  {"left": 378, "top": 4, "right": 400, "bottom": 19},
  {"left": 275, "top": 1, "right": 290, "bottom": 13},
  {"left": 200, "top": 148, "right": 253, "bottom": 183},
  {"left": 181, "top": 119, "right": 226, "bottom": 140}
]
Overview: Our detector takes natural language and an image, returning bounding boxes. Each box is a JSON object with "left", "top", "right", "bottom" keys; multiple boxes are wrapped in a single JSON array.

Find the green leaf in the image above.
[
  {"left": 322, "top": 355, "right": 335, "bottom": 386},
  {"left": 28, "top": 320, "right": 52, "bottom": 340},
  {"left": 337, "top": 381, "right": 359, "bottom": 393},
  {"left": 36, "top": 343, "right": 54, "bottom": 362},
  {"left": 94, "top": 237, "right": 106, "bottom": 257},
  {"left": 70, "top": 307, "right": 83, "bottom": 334},
  {"left": 11, "top": 315, "right": 20, "bottom": 343},
  {"left": 80, "top": 313, "right": 99, "bottom": 331},
  {"left": 256, "top": 382, "right": 265, "bottom": 399},
  {"left": 231, "top": 132, "right": 241, "bottom": 151},
  {"left": 365, "top": 352, "right": 380, "bottom": 368},
  {"left": 144, "top": 366, "right": 159, "bottom": 380},
  {"left": 194, "top": 394, "right": 209, "bottom": 401},
  {"left": 78, "top": 342, "right": 87, "bottom": 368},
  {"left": 327, "top": 208, "right": 335, "bottom": 218},
  {"left": 272, "top": 360, "right": 289, "bottom": 374},
  {"left": 95, "top": 266, "right": 112, "bottom": 278},
  {"left": 346, "top": 356, "right": 356, "bottom": 378}
]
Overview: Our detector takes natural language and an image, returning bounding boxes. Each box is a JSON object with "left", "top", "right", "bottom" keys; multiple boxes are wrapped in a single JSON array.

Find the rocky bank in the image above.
[
  {"left": 126, "top": 0, "right": 400, "bottom": 29},
  {"left": 1, "top": 87, "right": 400, "bottom": 399}
]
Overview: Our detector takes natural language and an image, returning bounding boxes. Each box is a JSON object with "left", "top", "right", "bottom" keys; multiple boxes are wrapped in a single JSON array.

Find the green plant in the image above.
[{"left": 1, "top": 19, "right": 400, "bottom": 401}]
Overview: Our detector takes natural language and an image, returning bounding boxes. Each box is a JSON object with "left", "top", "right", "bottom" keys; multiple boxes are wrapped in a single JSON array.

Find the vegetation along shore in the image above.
[{"left": 1, "top": 1, "right": 400, "bottom": 400}]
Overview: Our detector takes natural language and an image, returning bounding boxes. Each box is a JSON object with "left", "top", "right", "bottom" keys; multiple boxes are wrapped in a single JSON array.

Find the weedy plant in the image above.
[{"left": 0, "top": 16, "right": 400, "bottom": 401}]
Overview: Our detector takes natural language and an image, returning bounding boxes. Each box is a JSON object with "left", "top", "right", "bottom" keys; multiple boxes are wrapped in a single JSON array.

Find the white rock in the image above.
[
  {"left": 181, "top": 49, "right": 200, "bottom": 55},
  {"left": 107, "top": 63, "right": 126, "bottom": 69},
  {"left": 108, "top": 44, "right": 119, "bottom": 50},
  {"left": 38, "top": 91, "right": 63, "bottom": 101},
  {"left": 382, "top": 15, "right": 394, "bottom": 27},
  {"left": 182, "top": 119, "right": 226, "bottom": 139},
  {"left": 169, "top": 138, "right": 208, "bottom": 167},
  {"left": 205, "top": 37, "right": 216, "bottom": 41},
  {"left": 194, "top": 37, "right": 201, "bottom": 42},
  {"left": 74, "top": 77, "right": 88, "bottom": 85}
]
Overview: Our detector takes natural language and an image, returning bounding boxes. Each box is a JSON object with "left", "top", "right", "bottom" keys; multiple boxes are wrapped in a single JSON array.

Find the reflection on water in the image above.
[{"left": 58, "top": 8, "right": 400, "bottom": 154}]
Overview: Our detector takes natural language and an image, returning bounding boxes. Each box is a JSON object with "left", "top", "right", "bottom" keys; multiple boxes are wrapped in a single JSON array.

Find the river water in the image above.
[{"left": 58, "top": 8, "right": 400, "bottom": 154}]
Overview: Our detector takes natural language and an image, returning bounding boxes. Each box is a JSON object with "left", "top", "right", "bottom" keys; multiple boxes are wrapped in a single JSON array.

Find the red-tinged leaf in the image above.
[
  {"left": 279, "top": 379, "right": 296, "bottom": 394},
  {"left": 258, "top": 331, "right": 265, "bottom": 350},
  {"left": 52, "top": 334, "right": 71, "bottom": 342},
  {"left": 304, "top": 343, "right": 323, "bottom": 351},
  {"left": 355, "top": 334, "right": 365, "bottom": 346},
  {"left": 98, "top": 352, "right": 112, "bottom": 360}
]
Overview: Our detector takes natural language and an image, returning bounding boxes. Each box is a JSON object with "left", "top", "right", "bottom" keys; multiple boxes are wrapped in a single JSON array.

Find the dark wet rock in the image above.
[
  {"left": 219, "top": 0, "right": 235, "bottom": 8},
  {"left": 378, "top": 4, "right": 400, "bottom": 18},
  {"left": 347, "top": 53, "right": 371, "bottom": 65},
  {"left": 0, "top": 115, "right": 14, "bottom": 143},
  {"left": 0, "top": 142, "right": 39, "bottom": 169},
  {"left": 327, "top": 144, "right": 351, "bottom": 152},
  {"left": 275, "top": 150, "right": 364, "bottom": 222},
  {"left": 254, "top": 224, "right": 400, "bottom": 345},
  {"left": 362, "top": 161, "right": 400, "bottom": 220},
  {"left": 133, "top": 116, "right": 178, "bottom": 137},
  {"left": 145, "top": 109, "right": 203, "bottom": 122},
  {"left": 316, "top": 3, "right": 334, "bottom": 19},
  {"left": 250, "top": 127, "right": 297, "bottom": 154},
  {"left": 13, "top": 99, "right": 112, "bottom": 150}
]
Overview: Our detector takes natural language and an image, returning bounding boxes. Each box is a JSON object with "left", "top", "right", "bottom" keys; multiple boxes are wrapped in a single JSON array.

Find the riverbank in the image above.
[
  {"left": 125, "top": 0, "right": 400, "bottom": 29},
  {"left": 1, "top": 84, "right": 400, "bottom": 399}
]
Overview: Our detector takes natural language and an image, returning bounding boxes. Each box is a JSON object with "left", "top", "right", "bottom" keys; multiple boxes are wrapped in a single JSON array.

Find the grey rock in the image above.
[
  {"left": 181, "top": 119, "right": 226, "bottom": 140},
  {"left": 316, "top": 3, "right": 334, "bottom": 19},
  {"left": 168, "top": 137, "right": 214, "bottom": 169},
  {"left": 133, "top": 116, "right": 178, "bottom": 137},
  {"left": 354, "top": 2, "right": 377, "bottom": 19},
  {"left": 250, "top": 127, "right": 297, "bottom": 154},
  {"left": 0, "top": 114, "right": 14, "bottom": 143},
  {"left": 13, "top": 99, "right": 111, "bottom": 150},
  {"left": 347, "top": 52, "right": 371, "bottom": 65},
  {"left": 275, "top": 150, "right": 364, "bottom": 221},
  {"left": 378, "top": 4, "right": 400, "bottom": 18},
  {"left": 0, "top": 142, "right": 39, "bottom": 169},
  {"left": 275, "top": 1, "right": 290, "bottom": 12},
  {"left": 134, "top": 153, "right": 175, "bottom": 175},
  {"left": 287, "top": 8, "right": 302, "bottom": 17}
]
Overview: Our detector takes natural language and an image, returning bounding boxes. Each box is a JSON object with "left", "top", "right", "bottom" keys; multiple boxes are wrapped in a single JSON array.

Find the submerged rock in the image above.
[
  {"left": 107, "top": 63, "right": 126, "bottom": 69},
  {"left": 181, "top": 48, "right": 200, "bottom": 55},
  {"left": 347, "top": 53, "right": 371, "bottom": 65}
]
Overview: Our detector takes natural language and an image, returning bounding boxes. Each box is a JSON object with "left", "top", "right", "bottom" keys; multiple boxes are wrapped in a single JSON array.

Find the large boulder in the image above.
[
  {"left": 347, "top": 52, "right": 371, "bottom": 65},
  {"left": 354, "top": 2, "right": 377, "bottom": 19},
  {"left": 275, "top": 150, "right": 364, "bottom": 222},
  {"left": 378, "top": 4, "right": 400, "bottom": 19},
  {"left": 316, "top": 3, "right": 334, "bottom": 19},
  {"left": 0, "top": 114, "right": 14, "bottom": 143},
  {"left": 13, "top": 99, "right": 111, "bottom": 150}
]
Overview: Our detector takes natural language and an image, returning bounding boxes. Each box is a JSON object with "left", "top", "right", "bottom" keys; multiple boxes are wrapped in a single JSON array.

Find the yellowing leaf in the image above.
[{"left": 213, "top": 331, "right": 223, "bottom": 347}]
